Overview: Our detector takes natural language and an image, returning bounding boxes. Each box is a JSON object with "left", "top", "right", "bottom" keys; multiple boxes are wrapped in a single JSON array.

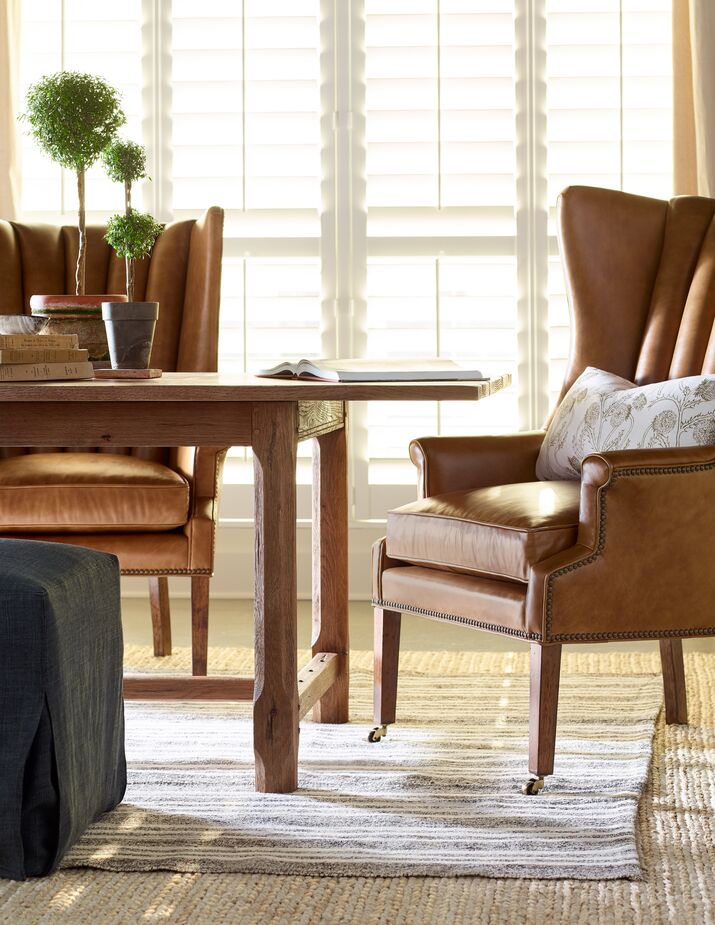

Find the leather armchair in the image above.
[
  {"left": 0, "top": 207, "right": 226, "bottom": 675},
  {"left": 371, "top": 186, "right": 715, "bottom": 792}
]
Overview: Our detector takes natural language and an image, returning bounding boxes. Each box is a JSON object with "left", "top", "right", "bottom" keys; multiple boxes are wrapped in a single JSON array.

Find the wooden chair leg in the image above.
[
  {"left": 527, "top": 643, "right": 562, "bottom": 786},
  {"left": 660, "top": 638, "right": 688, "bottom": 724},
  {"left": 373, "top": 607, "right": 401, "bottom": 728},
  {"left": 149, "top": 576, "right": 171, "bottom": 657},
  {"left": 191, "top": 576, "right": 210, "bottom": 677}
]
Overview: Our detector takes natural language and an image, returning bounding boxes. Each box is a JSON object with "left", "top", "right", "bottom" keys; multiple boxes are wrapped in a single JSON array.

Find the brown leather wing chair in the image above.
[
  {"left": 371, "top": 185, "right": 715, "bottom": 793},
  {"left": 0, "top": 207, "right": 226, "bottom": 676}
]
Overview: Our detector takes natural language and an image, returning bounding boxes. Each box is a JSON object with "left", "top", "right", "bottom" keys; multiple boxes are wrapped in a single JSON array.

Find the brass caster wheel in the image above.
[
  {"left": 368, "top": 724, "right": 388, "bottom": 743},
  {"left": 521, "top": 776, "right": 545, "bottom": 796}
]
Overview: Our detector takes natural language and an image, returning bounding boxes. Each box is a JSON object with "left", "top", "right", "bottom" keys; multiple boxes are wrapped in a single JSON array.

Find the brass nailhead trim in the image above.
[
  {"left": 372, "top": 597, "right": 541, "bottom": 641},
  {"left": 546, "top": 459, "right": 715, "bottom": 642},
  {"left": 208, "top": 448, "right": 230, "bottom": 570}
]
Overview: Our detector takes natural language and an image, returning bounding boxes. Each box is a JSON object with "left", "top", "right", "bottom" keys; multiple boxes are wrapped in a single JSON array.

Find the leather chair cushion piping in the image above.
[
  {"left": 0, "top": 453, "right": 190, "bottom": 533},
  {"left": 387, "top": 480, "right": 581, "bottom": 584}
]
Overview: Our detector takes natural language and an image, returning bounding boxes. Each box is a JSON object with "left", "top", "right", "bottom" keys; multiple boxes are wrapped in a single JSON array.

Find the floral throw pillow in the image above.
[{"left": 536, "top": 367, "right": 715, "bottom": 481}]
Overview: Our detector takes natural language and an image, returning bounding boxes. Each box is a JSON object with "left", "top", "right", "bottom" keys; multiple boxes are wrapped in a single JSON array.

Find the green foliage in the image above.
[
  {"left": 21, "top": 71, "right": 125, "bottom": 172},
  {"left": 101, "top": 139, "right": 147, "bottom": 185},
  {"left": 105, "top": 210, "right": 164, "bottom": 261}
]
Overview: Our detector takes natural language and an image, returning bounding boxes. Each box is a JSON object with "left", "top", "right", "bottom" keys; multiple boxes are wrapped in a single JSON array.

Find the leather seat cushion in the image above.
[
  {"left": 0, "top": 453, "right": 190, "bottom": 533},
  {"left": 387, "top": 481, "right": 581, "bottom": 583}
]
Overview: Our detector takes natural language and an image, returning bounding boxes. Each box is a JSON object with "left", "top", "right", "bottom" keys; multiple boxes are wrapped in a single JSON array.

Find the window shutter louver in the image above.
[{"left": 19, "top": 0, "right": 143, "bottom": 218}]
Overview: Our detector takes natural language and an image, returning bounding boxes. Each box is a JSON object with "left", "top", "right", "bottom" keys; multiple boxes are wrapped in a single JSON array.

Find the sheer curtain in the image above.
[
  {"left": 674, "top": 0, "right": 715, "bottom": 195},
  {"left": 0, "top": 0, "right": 20, "bottom": 219}
]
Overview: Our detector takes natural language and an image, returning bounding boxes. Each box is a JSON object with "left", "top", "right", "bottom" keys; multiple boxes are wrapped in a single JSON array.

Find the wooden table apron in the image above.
[{"left": 0, "top": 374, "right": 509, "bottom": 793}]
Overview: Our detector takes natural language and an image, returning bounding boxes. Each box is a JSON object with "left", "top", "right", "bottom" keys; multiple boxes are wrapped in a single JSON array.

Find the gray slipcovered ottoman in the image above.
[{"left": 0, "top": 539, "right": 126, "bottom": 880}]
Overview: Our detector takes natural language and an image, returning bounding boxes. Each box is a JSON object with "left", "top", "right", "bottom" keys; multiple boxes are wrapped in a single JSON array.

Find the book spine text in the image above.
[
  {"left": 0, "top": 348, "right": 89, "bottom": 364},
  {"left": 0, "top": 334, "right": 80, "bottom": 349},
  {"left": 0, "top": 362, "right": 94, "bottom": 381}
]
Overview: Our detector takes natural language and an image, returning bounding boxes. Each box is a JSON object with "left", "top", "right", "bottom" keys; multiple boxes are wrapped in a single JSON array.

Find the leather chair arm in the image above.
[
  {"left": 170, "top": 446, "right": 230, "bottom": 571},
  {"left": 409, "top": 431, "right": 545, "bottom": 498},
  {"left": 372, "top": 535, "right": 406, "bottom": 600},
  {"left": 526, "top": 444, "right": 715, "bottom": 641},
  {"left": 171, "top": 445, "right": 229, "bottom": 515},
  {"left": 581, "top": 443, "right": 715, "bottom": 481},
  {"left": 577, "top": 444, "right": 715, "bottom": 549}
]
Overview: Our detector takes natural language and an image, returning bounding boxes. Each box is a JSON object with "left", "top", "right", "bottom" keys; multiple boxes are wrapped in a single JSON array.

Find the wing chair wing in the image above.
[
  {"left": 0, "top": 207, "right": 226, "bottom": 676},
  {"left": 371, "top": 186, "right": 715, "bottom": 792}
]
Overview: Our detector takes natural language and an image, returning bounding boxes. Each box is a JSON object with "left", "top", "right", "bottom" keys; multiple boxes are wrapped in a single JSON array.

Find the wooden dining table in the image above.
[{"left": 0, "top": 372, "right": 509, "bottom": 793}]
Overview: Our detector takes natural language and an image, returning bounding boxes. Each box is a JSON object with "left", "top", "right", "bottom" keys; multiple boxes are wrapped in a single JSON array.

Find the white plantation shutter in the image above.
[
  {"left": 365, "top": 256, "right": 518, "bottom": 457},
  {"left": 365, "top": 1, "right": 515, "bottom": 213},
  {"left": 219, "top": 256, "right": 322, "bottom": 372},
  {"left": 171, "top": 0, "right": 320, "bottom": 221},
  {"left": 170, "top": 0, "right": 322, "bottom": 411},
  {"left": 19, "top": 0, "right": 143, "bottom": 219},
  {"left": 219, "top": 253, "right": 322, "bottom": 471},
  {"left": 18, "top": 1, "right": 673, "bottom": 520},
  {"left": 362, "top": 0, "right": 519, "bottom": 503},
  {"left": 172, "top": 0, "right": 322, "bottom": 468},
  {"left": 546, "top": 0, "right": 672, "bottom": 205}
]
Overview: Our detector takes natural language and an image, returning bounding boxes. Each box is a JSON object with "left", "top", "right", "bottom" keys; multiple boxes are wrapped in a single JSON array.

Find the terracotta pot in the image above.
[
  {"left": 30, "top": 294, "right": 127, "bottom": 362},
  {"left": 102, "top": 301, "right": 159, "bottom": 369}
]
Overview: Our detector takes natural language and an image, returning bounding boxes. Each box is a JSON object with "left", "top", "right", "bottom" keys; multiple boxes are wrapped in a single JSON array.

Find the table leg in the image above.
[
  {"left": 311, "top": 421, "right": 350, "bottom": 723},
  {"left": 252, "top": 402, "right": 299, "bottom": 793}
]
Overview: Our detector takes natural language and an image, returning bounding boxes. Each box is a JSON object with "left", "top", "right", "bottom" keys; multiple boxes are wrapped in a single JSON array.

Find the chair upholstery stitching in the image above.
[
  {"left": 121, "top": 567, "right": 211, "bottom": 575},
  {"left": 391, "top": 509, "right": 579, "bottom": 533},
  {"left": 205, "top": 447, "right": 229, "bottom": 573},
  {"left": 372, "top": 596, "right": 540, "bottom": 640}
]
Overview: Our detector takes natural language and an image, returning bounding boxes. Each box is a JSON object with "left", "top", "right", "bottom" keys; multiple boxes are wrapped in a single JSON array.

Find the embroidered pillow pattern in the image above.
[{"left": 536, "top": 367, "right": 715, "bottom": 480}]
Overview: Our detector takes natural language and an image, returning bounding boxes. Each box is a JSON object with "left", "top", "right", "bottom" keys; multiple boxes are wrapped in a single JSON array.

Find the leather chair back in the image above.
[
  {"left": 557, "top": 186, "right": 715, "bottom": 404},
  {"left": 0, "top": 207, "right": 223, "bottom": 460}
]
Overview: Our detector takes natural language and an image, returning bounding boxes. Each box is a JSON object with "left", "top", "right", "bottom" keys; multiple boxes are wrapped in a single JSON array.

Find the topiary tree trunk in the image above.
[
  {"left": 76, "top": 169, "right": 86, "bottom": 295},
  {"left": 124, "top": 178, "right": 133, "bottom": 300},
  {"left": 125, "top": 254, "right": 134, "bottom": 301}
]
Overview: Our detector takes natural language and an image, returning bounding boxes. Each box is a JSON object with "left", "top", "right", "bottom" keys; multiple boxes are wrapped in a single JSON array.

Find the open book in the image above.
[{"left": 256, "top": 358, "right": 486, "bottom": 383}]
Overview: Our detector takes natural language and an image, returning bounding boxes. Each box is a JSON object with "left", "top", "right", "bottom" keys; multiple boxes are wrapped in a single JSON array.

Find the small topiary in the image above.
[
  {"left": 21, "top": 71, "right": 126, "bottom": 296},
  {"left": 104, "top": 211, "right": 164, "bottom": 302},
  {"left": 101, "top": 139, "right": 147, "bottom": 212}
]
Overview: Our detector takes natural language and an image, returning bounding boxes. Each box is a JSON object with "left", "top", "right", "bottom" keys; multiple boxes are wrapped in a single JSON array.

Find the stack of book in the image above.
[{"left": 0, "top": 334, "right": 94, "bottom": 381}]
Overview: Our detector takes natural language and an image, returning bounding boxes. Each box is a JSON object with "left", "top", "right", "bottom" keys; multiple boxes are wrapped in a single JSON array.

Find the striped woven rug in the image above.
[{"left": 63, "top": 648, "right": 661, "bottom": 880}]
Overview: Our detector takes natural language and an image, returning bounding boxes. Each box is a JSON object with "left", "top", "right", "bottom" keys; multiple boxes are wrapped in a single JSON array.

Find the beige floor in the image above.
[{"left": 122, "top": 595, "right": 715, "bottom": 656}]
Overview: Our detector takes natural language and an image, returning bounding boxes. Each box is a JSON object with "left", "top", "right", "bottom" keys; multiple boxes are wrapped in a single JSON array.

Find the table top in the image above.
[{"left": 0, "top": 371, "right": 512, "bottom": 402}]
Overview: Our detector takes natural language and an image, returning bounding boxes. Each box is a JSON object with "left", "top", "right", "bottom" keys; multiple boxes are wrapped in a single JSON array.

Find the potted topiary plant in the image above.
[
  {"left": 20, "top": 71, "right": 128, "bottom": 359},
  {"left": 102, "top": 209, "right": 164, "bottom": 368}
]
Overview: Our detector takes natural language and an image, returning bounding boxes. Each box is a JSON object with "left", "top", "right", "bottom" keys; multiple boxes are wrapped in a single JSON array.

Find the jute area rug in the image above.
[
  {"left": 62, "top": 648, "right": 660, "bottom": 880},
  {"left": 1, "top": 649, "right": 714, "bottom": 925}
]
